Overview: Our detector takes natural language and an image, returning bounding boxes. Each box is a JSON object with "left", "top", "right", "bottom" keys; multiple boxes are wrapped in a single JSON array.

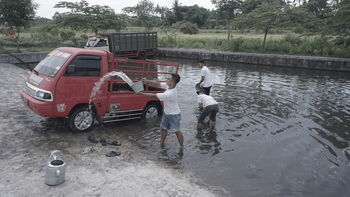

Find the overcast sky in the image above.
[{"left": 34, "top": 0, "right": 215, "bottom": 19}]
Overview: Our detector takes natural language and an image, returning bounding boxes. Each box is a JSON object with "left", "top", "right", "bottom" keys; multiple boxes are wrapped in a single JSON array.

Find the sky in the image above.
[{"left": 34, "top": 0, "right": 216, "bottom": 19}]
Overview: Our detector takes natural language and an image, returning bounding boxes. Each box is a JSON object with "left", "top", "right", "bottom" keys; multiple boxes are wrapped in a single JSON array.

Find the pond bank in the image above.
[
  {"left": 157, "top": 48, "right": 350, "bottom": 72},
  {"left": 1, "top": 48, "right": 350, "bottom": 72}
]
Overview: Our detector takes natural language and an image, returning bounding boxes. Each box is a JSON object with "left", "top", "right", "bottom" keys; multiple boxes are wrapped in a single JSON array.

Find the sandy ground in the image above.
[{"left": 0, "top": 63, "right": 219, "bottom": 197}]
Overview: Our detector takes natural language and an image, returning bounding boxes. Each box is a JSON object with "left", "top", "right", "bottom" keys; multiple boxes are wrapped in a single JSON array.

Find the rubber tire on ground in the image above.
[
  {"left": 68, "top": 107, "right": 95, "bottom": 132},
  {"left": 143, "top": 104, "right": 160, "bottom": 119}
]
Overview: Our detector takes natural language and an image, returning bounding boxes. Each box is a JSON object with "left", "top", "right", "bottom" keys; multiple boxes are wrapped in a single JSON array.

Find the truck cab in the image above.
[
  {"left": 85, "top": 36, "right": 109, "bottom": 51},
  {"left": 20, "top": 47, "right": 179, "bottom": 132}
]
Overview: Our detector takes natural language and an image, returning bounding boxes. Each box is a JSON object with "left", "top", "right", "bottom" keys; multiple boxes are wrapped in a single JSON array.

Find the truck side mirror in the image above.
[{"left": 67, "top": 64, "right": 75, "bottom": 74}]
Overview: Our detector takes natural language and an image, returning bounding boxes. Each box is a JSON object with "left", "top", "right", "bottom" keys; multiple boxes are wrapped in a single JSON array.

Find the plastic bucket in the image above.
[{"left": 131, "top": 81, "right": 144, "bottom": 93}]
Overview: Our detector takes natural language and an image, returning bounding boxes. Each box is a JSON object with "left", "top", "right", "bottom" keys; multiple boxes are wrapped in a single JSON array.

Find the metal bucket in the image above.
[
  {"left": 131, "top": 81, "right": 144, "bottom": 93},
  {"left": 195, "top": 83, "right": 204, "bottom": 93},
  {"left": 195, "top": 83, "right": 201, "bottom": 92},
  {"left": 45, "top": 150, "right": 66, "bottom": 186}
]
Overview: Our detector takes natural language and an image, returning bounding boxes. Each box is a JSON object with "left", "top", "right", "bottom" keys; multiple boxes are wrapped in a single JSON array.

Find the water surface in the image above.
[{"left": 125, "top": 58, "right": 350, "bottom": 197}]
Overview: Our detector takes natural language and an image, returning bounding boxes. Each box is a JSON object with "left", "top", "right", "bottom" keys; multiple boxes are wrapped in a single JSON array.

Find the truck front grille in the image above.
[
  {"left": 23, "top": 82, "right": 53, "bottom": 101},
  {"left": 24, "top": 83, "right": 36, "bottom": 98}
]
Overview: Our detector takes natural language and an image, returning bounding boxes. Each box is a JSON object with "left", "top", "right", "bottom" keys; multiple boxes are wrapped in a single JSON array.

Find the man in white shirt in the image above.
[
  {"left": 197, "top": 60, "right": 213, "bottom": 95},
  {"left": 138, "top": 74, "right": 184, "bottom": 153},
  {"left": 196, "top": 88, "right": 219, "bottom": 131}
]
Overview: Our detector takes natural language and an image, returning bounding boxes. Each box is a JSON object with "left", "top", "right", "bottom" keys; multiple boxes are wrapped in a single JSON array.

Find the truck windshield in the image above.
[
  {"left": 34, "top": 50, "right": 71, "bottom": 77},
  {"left": 86, "top": 40, "right": 98, "bottom": 47}
]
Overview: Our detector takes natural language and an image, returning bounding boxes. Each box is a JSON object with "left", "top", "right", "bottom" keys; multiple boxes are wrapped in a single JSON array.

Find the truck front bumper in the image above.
[{"left": 20, "top": 90, "right": 53, "bottom": 117}]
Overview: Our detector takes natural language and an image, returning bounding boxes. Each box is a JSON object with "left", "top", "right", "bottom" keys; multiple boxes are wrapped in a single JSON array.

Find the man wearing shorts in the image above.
[
  {"left": 138, "top": 74, "right": 184, "bottom": 153},
  {"left": 197, "top": 60, "right": 213, "bottom": 95},
  {"left": 196, "top": 88, "right": 219, "bottom": 131}
]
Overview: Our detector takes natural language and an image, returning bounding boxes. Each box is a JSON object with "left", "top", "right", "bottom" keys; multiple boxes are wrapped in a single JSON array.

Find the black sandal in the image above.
[
  {"left": 100, "top": 139, "right": 107, "bottom": 146},
  {"left": 105, "top": 151, "right": 121, "bottom": 157},
  {"left": 88, "top": 136, "right": 98, "bottom": 143},
  {"left": 107, "top": 140, "right": 121, "bottom": 146}
]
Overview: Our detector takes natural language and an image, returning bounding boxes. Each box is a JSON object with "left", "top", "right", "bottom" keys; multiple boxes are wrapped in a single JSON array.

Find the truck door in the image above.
[{"left": 54, "top": 55, "right": 108, "bottom": 116}]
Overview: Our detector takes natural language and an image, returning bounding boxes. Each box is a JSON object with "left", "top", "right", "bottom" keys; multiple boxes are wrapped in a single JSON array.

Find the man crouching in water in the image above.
[
  {"left": 138, "top": 74, "right": 184, "bottom": 153},
  {"left": 196, "top": 87, "right": 219, "bottom": 131}
]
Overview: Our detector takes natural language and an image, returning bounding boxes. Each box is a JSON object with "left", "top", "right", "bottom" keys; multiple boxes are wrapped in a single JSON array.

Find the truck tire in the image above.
[
  {"left": 138, "top": 52, "right": 146, "bottom": 60},
  {"left": 68, "top": 107, "right": 95, "bottom": 132},
  {"left": 143, "top": 103, "right": 160, "bottom": 119}
]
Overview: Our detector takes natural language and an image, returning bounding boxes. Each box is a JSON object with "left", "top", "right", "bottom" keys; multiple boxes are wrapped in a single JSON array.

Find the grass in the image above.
[{"left": 0, "top": 27, "right": 349, "bottom": 58}]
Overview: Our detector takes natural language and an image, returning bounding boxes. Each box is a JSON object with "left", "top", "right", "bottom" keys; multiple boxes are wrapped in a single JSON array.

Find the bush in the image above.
[
  {"left": 333, "top": 35, "right": 350, "bottom": 47},
  {"left": 172, "top": 21, "right": 199, "bottom": 34},
  {"left": 191, "top": 41, "right": 205, "bottom": 48},
  {"left": 60, "top": 30, "right": 76, "bottom": 41},
  {"left": 227, "top": 38, "right": 244, "bottom": 51},
  {"left": 283, "top": 34, "right": 303, "bottom": 46},
  {"left": 79, "top": 34, "right": 88, "bottom": 41},
  {"left": 0, "top": 26, "right": 6, "bottom": 36},
  {"left": 214, "top": 25, "right": 225, "bottom": 29},
  {"left": 266, "top": 41, "right": 291, "bottom": 54},
  {"left": 241, "top": 39, "right": 261, "bottom": 51},
  {"left": 293, "top": 25, "right": 305, "bottom": 34}
]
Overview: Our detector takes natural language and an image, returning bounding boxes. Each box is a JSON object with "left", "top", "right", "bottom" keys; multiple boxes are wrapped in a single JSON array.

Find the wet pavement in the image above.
[
  {"left": 0, "top": 62, "right": 219, "bottom": 197},
  {"left": 1, "top": 58, "right": 350, "bottom": 197}
]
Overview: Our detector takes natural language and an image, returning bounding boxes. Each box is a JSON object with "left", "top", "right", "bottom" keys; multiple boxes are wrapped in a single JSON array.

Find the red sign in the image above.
[{"left": 6, "top": 26, "right": 17, "bottom": 40}]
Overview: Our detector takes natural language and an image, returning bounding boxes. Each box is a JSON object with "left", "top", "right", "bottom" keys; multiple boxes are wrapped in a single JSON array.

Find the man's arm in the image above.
[
  {"left": 198, "top": 103, "right": 203, "bottom": 111},
  {"left": 197, "top": 96, "right": 203, "bottom": 111},
  {"left": 137, "top": 92, "right": 157, "bottom": 98},
  {"left": 198, "top": 76, "right": 204, "bottom": 85},
  {"left": 143, "top": 78, "right": 161, "bottom": 88}
]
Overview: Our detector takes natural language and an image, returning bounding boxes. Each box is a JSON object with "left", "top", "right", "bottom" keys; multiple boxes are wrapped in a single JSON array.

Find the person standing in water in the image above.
[
  {"left": 196, "top": 60, "right": 213, "bottom": 95},
  {"left": 138, "top": 74, "right": 184, "bottom": 153}
]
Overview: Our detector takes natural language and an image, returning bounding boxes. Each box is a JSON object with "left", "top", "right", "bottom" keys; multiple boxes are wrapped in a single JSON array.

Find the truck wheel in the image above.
[
  {"left": 68, "top": 107, "right": 95, "bottom": 132},
  {"left": 138, "top": 52, "right": 146, "bottom": 60},
  {"left": 143, "top": 104, "right": 160, "bottom": 119}
]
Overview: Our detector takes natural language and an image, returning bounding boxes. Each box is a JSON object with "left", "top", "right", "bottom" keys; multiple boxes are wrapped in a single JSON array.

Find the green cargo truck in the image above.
[{"left": 85, "top": 32, "right": 157, "bottom": 59}]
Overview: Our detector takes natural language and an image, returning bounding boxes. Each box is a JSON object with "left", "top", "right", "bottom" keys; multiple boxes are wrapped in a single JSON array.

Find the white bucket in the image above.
[{"left": 131, "top": 81, "right": 144, "bottom": 93}]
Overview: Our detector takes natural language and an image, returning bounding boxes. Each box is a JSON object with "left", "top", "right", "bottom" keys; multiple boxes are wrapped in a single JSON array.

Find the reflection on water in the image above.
[
  {"left": 125, "top": 59, "right": 350, "bottom": 197},
  {"left": 196, "top": 130, "right": 221, "bottom": 156}
]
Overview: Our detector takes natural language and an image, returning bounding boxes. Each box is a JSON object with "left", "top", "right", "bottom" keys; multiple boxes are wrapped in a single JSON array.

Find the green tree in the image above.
[
  {"left": 332, "top": 0, "right": 350, "bottom": 33},
  {"left": 173, "top": 0, "right": 182, "bottom": 22},
  {"left": 241, "top": 0, "right": 263, "bottom": 14},
  {"left": 31, "top": 17, "right": 52, "bottom": 26},
  {"left": 122, "top": 0, "right": 156, "bottom": 31},
  {"left": 175, "top": 5, "right": 210, "bottom": 27},
  {"left": 0, "top": 0, "right": 37, "bottom": 50},
  {"left": 155, "top": 5, "right": 171, "bottom": 26},
  {"left": 306, "top": 0, "right": 330, "bottom": 18},
  {"left": 172, "top": 21, "right": 199, "bottom": 34},
  {"left": 211, "top": 0, "right": 242, "bottom": 40},
  {"left": 54, "top": 0, "right": 127, "bottom": 35},
  {"left": 284, "top": 5, "right": 318, "bottom": 33},
  {"left": 234, "top": 0, "right": 286, "bottom": 48}
]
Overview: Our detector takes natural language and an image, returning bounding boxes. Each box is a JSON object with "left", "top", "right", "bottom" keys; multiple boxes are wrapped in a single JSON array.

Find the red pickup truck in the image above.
[{"left": 19, "top": 47, "right": 179, "bottom": 132}]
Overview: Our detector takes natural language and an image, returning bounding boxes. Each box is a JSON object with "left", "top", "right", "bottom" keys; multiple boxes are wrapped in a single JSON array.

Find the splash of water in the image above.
[{"left": 89, "top": 71, "right": 134, "bottom": 110}]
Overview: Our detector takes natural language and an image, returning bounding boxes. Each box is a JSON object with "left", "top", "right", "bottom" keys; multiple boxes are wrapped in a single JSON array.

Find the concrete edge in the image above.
[
  {"left": 1, "top": 48, "right": 350, "bottom": 72},
  {"left": 157, "top": 48, "right": 350, "bottom": 72}
]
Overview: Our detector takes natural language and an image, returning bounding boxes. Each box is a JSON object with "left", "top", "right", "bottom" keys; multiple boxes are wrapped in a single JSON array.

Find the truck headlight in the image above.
[{"left": 36, "top": 91, "right": 52, "bottom": 100}]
